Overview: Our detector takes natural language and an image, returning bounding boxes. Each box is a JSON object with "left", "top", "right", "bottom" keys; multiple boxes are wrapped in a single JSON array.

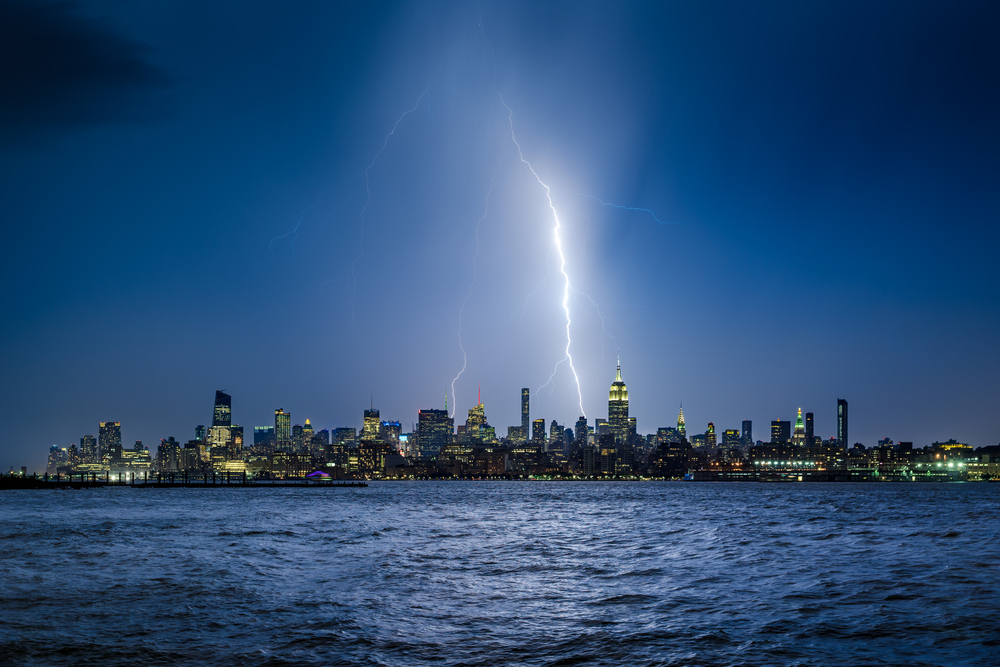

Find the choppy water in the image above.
[{"left": 1, "top": 482, "right": 998, "bottom": 666}]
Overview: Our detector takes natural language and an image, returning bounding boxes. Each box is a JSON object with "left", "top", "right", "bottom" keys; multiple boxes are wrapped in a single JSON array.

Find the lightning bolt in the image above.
[
  {"left": 450, "top": 154, "right": 505, "bottom": 417},
  {"left": 479, "top": 16, "right": 585, "bottom": 418},
  {"left": 269, "top": 176, "right": 357, "bottom": 257},
  {"left": 568, "top": 191, "right": 680, "bottom": 224},
  {"left": 350, "top": 83, "right": 432, "bottom": 330}
]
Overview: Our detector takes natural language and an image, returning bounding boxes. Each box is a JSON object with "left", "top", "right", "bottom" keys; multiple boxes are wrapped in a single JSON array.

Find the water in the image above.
[{"left": 1, "top": 482, "right": 998, "bottom": 666}]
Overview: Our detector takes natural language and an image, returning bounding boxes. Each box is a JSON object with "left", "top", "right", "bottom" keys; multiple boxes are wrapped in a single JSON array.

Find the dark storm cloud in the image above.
[{"left": 0, "top": 0, "right": 170, "bottom": 145}]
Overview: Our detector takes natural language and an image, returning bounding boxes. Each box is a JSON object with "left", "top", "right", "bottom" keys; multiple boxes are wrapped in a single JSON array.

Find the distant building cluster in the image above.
[{"left": 39, "top": 368, "right": 1000, "bottom": 482}]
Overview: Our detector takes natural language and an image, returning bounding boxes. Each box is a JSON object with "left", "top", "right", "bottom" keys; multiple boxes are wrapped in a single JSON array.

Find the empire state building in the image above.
[{"left": 608, "top": 357, "right": 629, "bottom": 443}]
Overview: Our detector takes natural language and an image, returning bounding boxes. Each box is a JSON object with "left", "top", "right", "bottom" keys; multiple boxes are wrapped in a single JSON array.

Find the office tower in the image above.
[
  {"left": 706, "top": 422, "right": 716, "bottom": 448},
  {"left": 837, "top": 399, "right": 849, "bottom": 448},
  {"left": 677, "top": 406, "right": 686, "bottom": 440},
  {"left": 723, "top": 429, "right": 740, "bottom": 448},
  {"left": 362, "top": 409, "right": 380, "bottom": 441},
  {"left": 608, "top": 357, "right": 629, "bottom": 443},
  {"left": 275, "top": 409, "right": 291, "bottom": 452},
  {"left": 741, "top": 420, "right": 752, "bottom": 445},
  {"left": 532, "top": 418, "right": 546, "bottom": 443},
  {"left": 575, "top": 416, "right": 588, "bottom": 443},
  {"left": 333, "top": 427, "right": 357, "bottom": 445},
  {"left": 253, "top": 426, "right": 275, "bottom": 446},
  {"left": 381, "top": 421, "right": 401, "bottom": 444},
  {"left": 792, "top": 408, "right": 806, "bottom": 445},
  {"left": 465, "top": 399, "right": 486, "bottom": 442},
  {"left": 98, "top": 421, "right": 121, "bottom": 459},
  {"left": 213, "top": 391, "right": 232, "bottom": 427},
  {"left": 521, "top": 388, "right": 530, "bottom": 437},
  {"left": 301, "top": 420, "right": 314, "bottom": 451},
  {"left": 771, "top": 420, "right": 791, "bottom": 443},
  {"left": 417, "top": 409, "right": 452, "bottom": 459},
  {"left": 805, "top": 412, "right": 814, "bottom": 444},
  {"left": 157, "top": 437, "right": 182, "bottom": 471},
  {"left": 195, "top": 425, "right": 206, "bottom": 441},
  {"left": 548, "top": 420, "right": 563, "bottom": 452},
  {"left": 80, "top": 435, "right": 97, "bottom": 463}
]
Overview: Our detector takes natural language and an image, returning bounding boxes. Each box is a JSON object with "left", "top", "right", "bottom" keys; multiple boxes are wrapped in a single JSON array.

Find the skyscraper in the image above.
[
  {"left": 792, "top": 408, "right": 806, "bottom": 446},
  {"left": 521, "top": 388, "right": 530, "bottom": 437},
  {"left": 741, "top": 420, "right": 752, "bottom": 445},
  {"left": 98, "top": 421, "right": 121, "bottom": 459},
  {"left": 532, "top": 418, "right": 546, "bottom": 444},
  {"left": 608, "top": 357, "right": 629, "bottom": 443},
  {"left": 677, "top": 406, "right": 686, "bottom": 441},
  {"left": 805, "top": 412, "right": 814, "bottom": 444},
  {"left": 575, "top": 416, "right": 588, "bottom": 444},
  {"left": 837, "top": 399, "right": 849, "bottom": 448},
  {"left": 213, "top": 391, "right": 232, "bottom": 427},
  {"left": 362, "top": 409, "right": 380, "bottom": 441},
  {"left": 706, "top": 422, "right": 716, "bottom": 448},
  {"left": 80, "top": 434, "right": 97, "bottom": 463},
  {"left": 275, "top": 409, "right": 291, "bottom": 452},
  {"left": 417, "top": 409, "right": 452, "bottom": 459},
  {"left": 771, "top": 420, "right": 791, "bottom": 443}
]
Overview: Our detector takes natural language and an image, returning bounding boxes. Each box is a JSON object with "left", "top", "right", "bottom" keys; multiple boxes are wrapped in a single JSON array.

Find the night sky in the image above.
[{"left": 2, "top": 0, "right": 998, "bottom": 470}]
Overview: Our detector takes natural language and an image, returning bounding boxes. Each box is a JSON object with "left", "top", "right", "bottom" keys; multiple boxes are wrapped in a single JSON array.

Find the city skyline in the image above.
[{"left": 2, "top": 1, "right": 998, "bottom": 471}]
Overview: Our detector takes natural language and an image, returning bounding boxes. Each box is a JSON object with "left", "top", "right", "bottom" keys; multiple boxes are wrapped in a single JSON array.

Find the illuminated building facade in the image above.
[
  {"left": 532, "top": 418, "right": 546, "bottom": 444},
  {"left": 792, "top": 409, "right": 806, "bottom": 446},
  {"left": 362, "top": 409, "right": 380, "bottom": 442},
  {"left": 98, "top": 421, "right": 121, "bottom": 460},
  {"left": 771, "top": 420, "right": 791, "bottom": 444},
  {"left": 417, "top": 409, "right": 452, "bottom": 460},
  {"left": 213, "top": 391, "right": 232, "bottom": 427},
  {"left": 805, "top": 412, "right": 814, "bottom": 445},
  {"left": 521, "top": 388, "right": 530, "bottom": 437},
  {"left": 80, "top": 434, "right": 97, "bottom": 463},
  {"left": 607, "top": 359, "right": 629, "bottom": 443},
  {"left": 274, "top": 409, "right": 291, "bottom": 452},
  {"left": 677, "top": 407, "right": 686, "bottom": 441},
  {"left": 742, "top": 420, "right": 752, "bottom": 445}
]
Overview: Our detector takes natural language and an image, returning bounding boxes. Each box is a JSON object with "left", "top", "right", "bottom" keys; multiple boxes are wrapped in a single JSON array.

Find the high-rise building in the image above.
[
  {"left": 837, "top": 399, "right": 849, "bottom": 448},
  {"left": 548, "top": 420, "right": 563, "bottom": 452},
  {"left": 532, "top": 418, "right": 546, "bottom": 444},
  {"left": 521, "top": 388, "right": 530, "bottom": 437},
  {"left": 741, "top": 420, "right": 752, "bottom": 445},
  {"left": 417, "top": 409, "right": 452, "bottom": 459},
  {"left": 705, "top": 422, "right": 716, "bottom": 449},
  {"left": 98, "top": 421, "right": 121, "bottom": 460},
  {"left": 80, "top": 435, "right": 97, "bottom": 463},
  {"left": 792, "top": 408, "right": 806, "bottom": 446},
  {"left": 195, "top": 425, "right": 206, "bottom": 441},
  {"left": 362, "top": 409, "right": 380, "bottom": 441},
  {"left": 575, "top": 416, "right": 588, "bottom": 444},
  {"left": 723, "top": 429, "right": 741, "bottom": 448},
  {"left": 805, "top": 412, "right": 814, "bottom": 444},
  {"left": 381, "top": 421, "right": 402, "bottom": 445},
  {"left": 677, "top": 407, "right": 686, "bottom": 441},
  {"left": 275, "top": 409, "right": 291, "bottom": 452},
  {"left": 213, "top": 391, "right": 232, "bottom": 427},
  {"left": 608, "top": 358, "right": 629, "bottom": 443},
  {"left": 771, "top": 420, "right": 791, "bottom": 444},
  {"left": 301, "top": 420, "right": 314, "bottom": 451},
  {"left": 253, "top": 426, "right": 275, "bottom": 446}
]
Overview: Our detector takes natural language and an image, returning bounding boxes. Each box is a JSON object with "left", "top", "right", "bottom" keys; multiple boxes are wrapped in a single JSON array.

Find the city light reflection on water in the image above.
[{"left": 1, "top": 482, "right": 998, "bottom": 666}]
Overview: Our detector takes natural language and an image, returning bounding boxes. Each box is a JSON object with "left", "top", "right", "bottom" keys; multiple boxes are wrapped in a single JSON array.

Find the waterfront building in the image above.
[{"left": 608, "top": 357, "right": 629, "bottom": 443}]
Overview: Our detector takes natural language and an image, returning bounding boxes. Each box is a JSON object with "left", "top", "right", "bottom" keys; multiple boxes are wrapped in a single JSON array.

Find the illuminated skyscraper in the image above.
[
  {"left": 521, "top": 388, "right": 530, "bottom": 437},
  {"left": 706, "top": 422, "right": 716, "bottom": 449},
  {"left": 80, "top": 434, "right": 97, "bottom": 463},
  {"left": 213, "top": 391, "right": 232, "bottom": 427},
  {"left": 792, "top": 408, "right": 806, "bottom": 446},
  {"left": 417, "top": 409, "right": 452, "bottom": 459},
  {"left": 362, "top": 409, "right": 380, "bottom": 441},
  {"left": 575, "top": 416, "right": 588, "bottom": 444},
  {"left": 837, "top": 399, "right": 849, "bottom": 448},
  {"left": 608, "top": 357, "right": 629, "bottom": 443},
  {"left": 805, "top": 412, "right": 814, "bottom": 445},
  {"left": 275, "top": 409, "right": 291, "bottom": 452},
  {"left": 742, "top": 420, "right": 752, "bottom": 445},
  {"left": 532, "top": 418, "right": 546, "bottom": 444},
  {"left": 98, "top": 421, "right": 121, "bottom": 459},
  {"left": 677, "top": 406, "right": 686, "bottom": 441},
  {"left": 195, "top": 425, "right": 206, "bottom": 441}
]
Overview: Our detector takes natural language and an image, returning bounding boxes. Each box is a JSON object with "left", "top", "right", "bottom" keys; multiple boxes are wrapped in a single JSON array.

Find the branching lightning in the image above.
[
  {"left": 478, "top": 16, "right": 585, "bottom": 418},
  {"left": 568, "top": 191, "right": 679, "bottom": 224},
  {"left": 269, "top": 176, "right": 357, "bottom": 257},
  {"left": 350, "top": 83, "right": 432, "bottom": 330},
  {"left": 450, "top": 154, "right": 504, "bottom": 417}
]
